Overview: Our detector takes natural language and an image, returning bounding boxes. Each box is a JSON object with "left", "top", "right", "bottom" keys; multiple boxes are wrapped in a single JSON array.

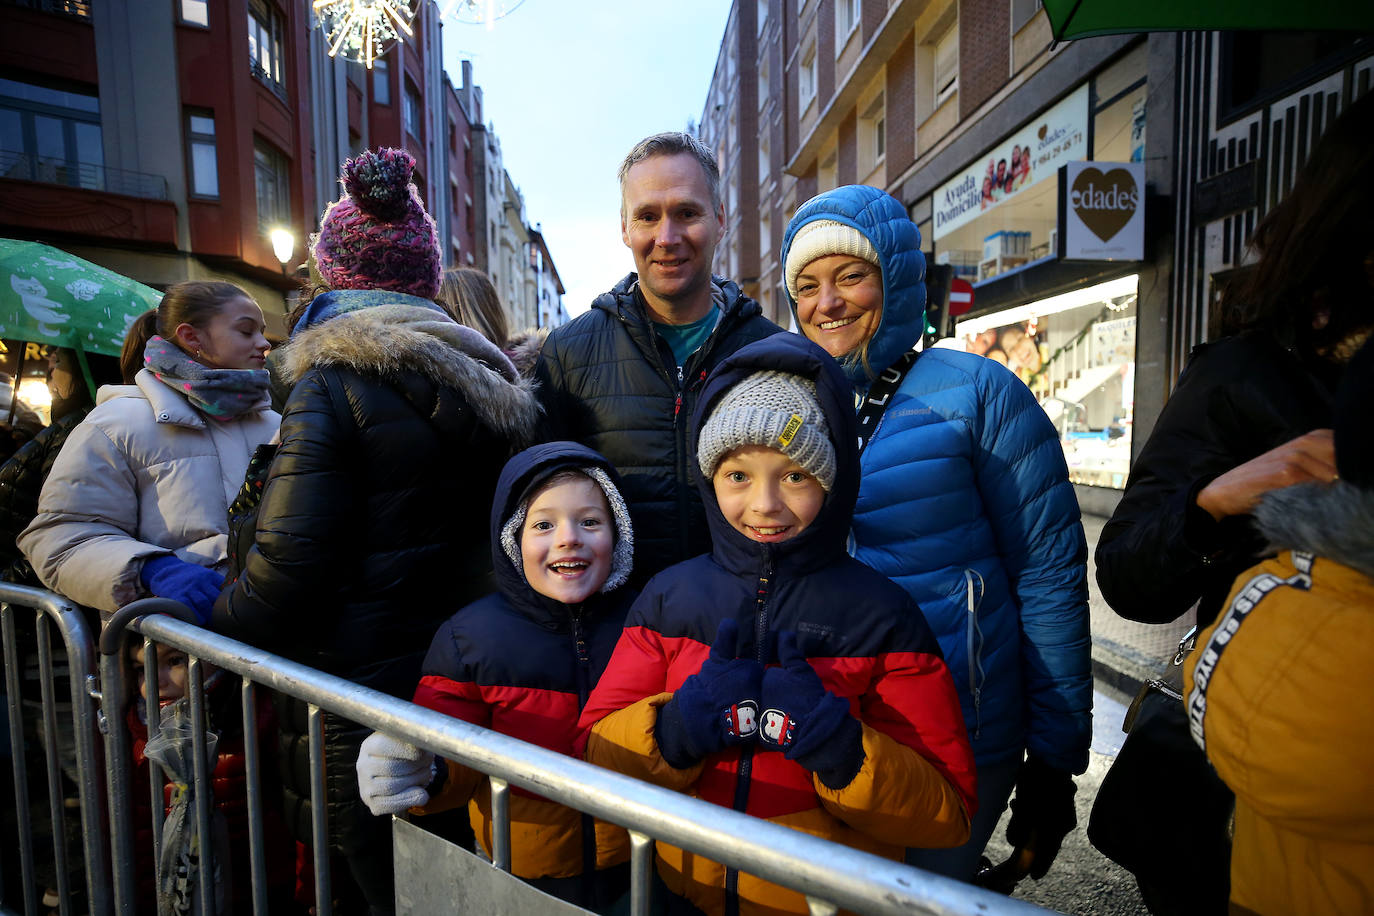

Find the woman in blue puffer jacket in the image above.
[{"left": 779, "top": 184, "right": 1091, "bottom": 884}]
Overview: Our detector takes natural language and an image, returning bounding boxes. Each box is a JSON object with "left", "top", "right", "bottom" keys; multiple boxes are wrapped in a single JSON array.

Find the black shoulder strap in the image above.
[{"left": 856, "top": 349, "right": 918, "bottom": 455}]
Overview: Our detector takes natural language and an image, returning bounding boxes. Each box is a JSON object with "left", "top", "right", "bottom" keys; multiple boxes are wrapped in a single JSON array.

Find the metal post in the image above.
[
  {"left": 145, "top": 637, "right": 164, "bottom": 873},
  {"left": 308, "top": 704, "right": 331, "bottom": 916},
  {"left": 490, "top": 776, "right": 511, "bottom": 872},
  {"left": 99, "top": 642, "right": 138, "bottom": 914},
  {"left": 628, "top": 830, "right": 653, "bottom": 916},
  {"left": 242, "top": 678, "right": 268, "bottom": 916},
  {"left": 1, "top": 603, "right": 39, "bottom": 916},
  {"left": 188, "top": 655, "right": 215, "bottom": 916},
  {"left": 37, "top": 615, "right": 74, "bottom": 912}
]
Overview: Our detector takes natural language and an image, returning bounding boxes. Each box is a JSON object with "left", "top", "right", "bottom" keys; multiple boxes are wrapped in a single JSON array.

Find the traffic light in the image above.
[{"left": 924, "top": 263, "right": 953, "bottom": 345}]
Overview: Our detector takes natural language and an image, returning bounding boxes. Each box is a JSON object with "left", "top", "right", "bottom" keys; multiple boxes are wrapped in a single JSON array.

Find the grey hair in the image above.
[{"left": 618, "top": 131, "right": 722, "bottom": 215}]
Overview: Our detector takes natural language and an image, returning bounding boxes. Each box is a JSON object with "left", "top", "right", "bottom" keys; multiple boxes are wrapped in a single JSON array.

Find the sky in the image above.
[{"left": 438, "top": 1, "right": 734, "bottom": 318}]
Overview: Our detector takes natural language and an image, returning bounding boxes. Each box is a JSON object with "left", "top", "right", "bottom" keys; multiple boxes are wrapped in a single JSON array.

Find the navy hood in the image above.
[
  {"left": 489, "top": 441, "right": 634, "bottom": 624},
  {"left": 689, "top": 333, "right": 859, "bottom": 576},
  {"left": 780, "top": 185, "right": 927, "bottom": 387}
]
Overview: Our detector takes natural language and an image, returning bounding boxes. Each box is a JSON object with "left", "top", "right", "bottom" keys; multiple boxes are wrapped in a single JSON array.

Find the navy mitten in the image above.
[
  {"left": 655, "top": 619, "right": 763, "bottom": 768},
  {"left": 758, "top": 631, "right": 864, "bottom": 789},
  {"left": 140, "top": 555, "right": 224, "bottom": 625}
]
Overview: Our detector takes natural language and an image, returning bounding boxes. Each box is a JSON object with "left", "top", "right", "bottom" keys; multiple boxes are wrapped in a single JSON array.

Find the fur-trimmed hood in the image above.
[
  {"left": 504, "top": 326, "right": 549, "bottom": 379},
  {"left": 280, "top": 300, "right": 541, "bottom": 445},
  {"left": 1256, "top": 482, "right": 1374, "bottom": 580}
]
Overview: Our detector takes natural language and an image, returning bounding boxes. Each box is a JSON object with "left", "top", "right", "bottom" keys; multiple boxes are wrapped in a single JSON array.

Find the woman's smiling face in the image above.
[{"left": 794, "top": 254, "right": 884, "bottom": 360}]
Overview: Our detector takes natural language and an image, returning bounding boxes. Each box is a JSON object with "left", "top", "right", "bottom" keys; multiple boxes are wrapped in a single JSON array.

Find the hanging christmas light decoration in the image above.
[
  {"left": 440, "top": 0, "right": 527, "bottom": 28},
  {"left": 314, "top": 0, "right": 416, "bottom": 67}
]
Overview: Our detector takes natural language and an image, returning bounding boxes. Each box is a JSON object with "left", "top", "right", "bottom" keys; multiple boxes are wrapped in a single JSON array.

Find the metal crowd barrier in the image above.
[{"left": 2, "top": 583, "right": 1058, "bottom": 916}]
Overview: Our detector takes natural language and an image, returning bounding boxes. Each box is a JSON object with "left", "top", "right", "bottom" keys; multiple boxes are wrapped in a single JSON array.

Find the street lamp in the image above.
[{"left": 270, "top": 228, "right": 295, "bottom": 275}]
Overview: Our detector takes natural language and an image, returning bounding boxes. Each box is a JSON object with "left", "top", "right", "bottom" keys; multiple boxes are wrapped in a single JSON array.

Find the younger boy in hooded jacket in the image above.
[
  {"left": 579, "top": 334, "right": 976, "bottom": 916},
  {"left": 356, "top": 441, "right": 638, "bottom": 909}
]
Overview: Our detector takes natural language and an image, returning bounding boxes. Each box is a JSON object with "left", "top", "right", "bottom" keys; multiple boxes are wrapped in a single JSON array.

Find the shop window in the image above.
[
  {"left": 186, "top": 110, "right": 218, "bottom": 198},
  {"left": 800, "top": 39, "right": 817, "bottom": 110},
  {"left": 404, "top": 80, "right": 423, "bottom": 141},
  {"left": 253, "top": 137, "right": 290, "bottom": 232},
  {"left": 180, "top": 0, "right": 209, "bottom": 27},
  {"left": 0, "top": 76, "right": 103, "bottom": 191},
  {"left": 247, "top": 0, "right": 285, "bottom": 93},
  {"left": 934, "top": 23, "right": 959, "bottom": 108},
  {"left": 373, "top": 57, "right": 391, "bottom": 105}
]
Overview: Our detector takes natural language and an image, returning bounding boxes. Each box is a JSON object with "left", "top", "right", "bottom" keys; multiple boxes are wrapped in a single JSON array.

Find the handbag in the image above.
[{"left": 1087, "top": 628, "right": 1234, "bottom": 914}]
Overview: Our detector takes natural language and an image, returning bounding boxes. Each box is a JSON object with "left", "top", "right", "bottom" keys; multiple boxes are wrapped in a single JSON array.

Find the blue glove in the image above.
[
  {"left": 759, "top": 630, "right": 864, "bottom": 789},
  {"left": 655, "top": 619, "right": 763, "bottom": 768},
  {"left": 140, "top": 555, "right": 224, "bottom": 625}
]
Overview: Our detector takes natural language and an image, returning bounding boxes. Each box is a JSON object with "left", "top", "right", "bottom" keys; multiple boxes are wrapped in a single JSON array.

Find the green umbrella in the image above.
[
  {"left": 0, "top": 238, "right": 162, "bottom": 358},
  {"left": 1043, "top": 0, "right": 1374, "bottom": 40}
]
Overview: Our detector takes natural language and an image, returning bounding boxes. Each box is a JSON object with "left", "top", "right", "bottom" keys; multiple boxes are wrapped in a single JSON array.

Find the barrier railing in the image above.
[{"left": 2, "top": 583, "right": 1059, "bottom": 916}]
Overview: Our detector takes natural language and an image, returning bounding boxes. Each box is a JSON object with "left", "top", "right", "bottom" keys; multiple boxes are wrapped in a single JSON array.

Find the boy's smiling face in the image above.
[
  {"left": 712, "top": 445, "right": 826, "bottom": 544},
  {"left": 520, "top": 475, "right": 614, "bottom": 604}
]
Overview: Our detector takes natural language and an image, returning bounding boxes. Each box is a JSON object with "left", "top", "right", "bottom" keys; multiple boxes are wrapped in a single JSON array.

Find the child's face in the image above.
[
  {"left": 712, "top": 445, "right": 826, "bottom": 544},
  {"left": 130, "top": 643, "right": 195, "bottom": 705},
  {"left": 520, "top": 476, "right": 614, "bottom": 605}
]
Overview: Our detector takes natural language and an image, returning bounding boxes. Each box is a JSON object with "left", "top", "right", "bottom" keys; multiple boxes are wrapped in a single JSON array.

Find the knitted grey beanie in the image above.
[
  {"left": 784, "top": 219, "right": 880, "bottom": 301},
  {"left": 697, "top": 370, "right": 837, "bottom": 491}
]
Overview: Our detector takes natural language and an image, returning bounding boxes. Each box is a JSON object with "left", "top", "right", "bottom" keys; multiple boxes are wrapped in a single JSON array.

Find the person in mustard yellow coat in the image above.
[{"left": 1184, "top": 338, "right": 1374, "bottom": 916}]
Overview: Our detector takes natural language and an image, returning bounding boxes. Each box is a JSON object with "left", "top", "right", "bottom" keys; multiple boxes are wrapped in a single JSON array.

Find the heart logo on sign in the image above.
[
  {"left": 1071, "top": 168, "right": 1138, "bottom": 242},
  {"left": 1038, "top": 124, "right": 1048, "bottom": 141}
]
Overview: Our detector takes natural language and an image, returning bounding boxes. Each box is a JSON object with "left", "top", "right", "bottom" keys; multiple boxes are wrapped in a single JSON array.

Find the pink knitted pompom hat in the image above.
[{"left": 311, "top": 147, "right": 442, "bottom": 299}]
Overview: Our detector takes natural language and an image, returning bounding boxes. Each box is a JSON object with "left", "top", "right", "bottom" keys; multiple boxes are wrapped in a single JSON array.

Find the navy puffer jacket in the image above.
[{"left": 781, "top": 186, "right": 1091, "bottom": 774}]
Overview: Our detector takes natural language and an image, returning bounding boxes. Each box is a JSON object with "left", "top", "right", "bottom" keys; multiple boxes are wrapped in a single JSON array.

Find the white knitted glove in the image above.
[{"left": 356, "top": 732, "right": 436, "bottom": 816}]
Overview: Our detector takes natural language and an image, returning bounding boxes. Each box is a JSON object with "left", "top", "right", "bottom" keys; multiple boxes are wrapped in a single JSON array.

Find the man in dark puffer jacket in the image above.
[{"left": 535, "top": 132, "right": 780, "bottom": 584}]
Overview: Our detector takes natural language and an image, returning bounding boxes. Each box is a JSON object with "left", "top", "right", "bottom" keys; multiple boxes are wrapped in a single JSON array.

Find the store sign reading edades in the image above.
[
  {"left": 932, "top": 85, "right": 1089, "bottom": 240},
  {"left": 1060, "top": 161, "right": 1145, "bottom": 260}
]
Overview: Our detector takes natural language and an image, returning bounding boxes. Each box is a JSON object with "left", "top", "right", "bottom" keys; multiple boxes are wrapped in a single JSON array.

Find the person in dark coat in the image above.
[
  {"left": 534, "top": 132, "right": 780, "bottom": 584},
  {"left": 213, "top": 148, "right": 541, "bottom": 913},
  {"left": 1096, "top": 89, "right": 1373, "bottom": 632},
  {"left": 356, "top": 441, "right": 638, "bottom": 909}
]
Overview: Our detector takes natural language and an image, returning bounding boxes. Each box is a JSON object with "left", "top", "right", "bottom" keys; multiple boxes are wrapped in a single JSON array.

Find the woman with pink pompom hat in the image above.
[{"left": 214, "top": 148, "right": 542, "bottom": 912}]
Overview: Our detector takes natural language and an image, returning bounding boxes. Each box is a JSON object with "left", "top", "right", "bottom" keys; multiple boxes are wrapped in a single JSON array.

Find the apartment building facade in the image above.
[{"left": 700, "top": 0, "right": 1371, "bottom": 513}]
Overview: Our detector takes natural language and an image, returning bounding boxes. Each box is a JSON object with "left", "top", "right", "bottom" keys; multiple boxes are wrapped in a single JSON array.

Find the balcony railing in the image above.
[
  {"left": 1, "top": 0, "right": 91, "bottom": 19},
  {"left": 0, "top": 149, "right": 168, "bottom": 201}
]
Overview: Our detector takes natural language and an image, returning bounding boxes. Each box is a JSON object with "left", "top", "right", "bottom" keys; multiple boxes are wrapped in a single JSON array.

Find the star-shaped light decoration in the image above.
[
  {"left": 314, "top": 0, "right": 416, "bottom": 67},
  {"left": 441, "top": 0, "right": 527, "bottom": 28}
]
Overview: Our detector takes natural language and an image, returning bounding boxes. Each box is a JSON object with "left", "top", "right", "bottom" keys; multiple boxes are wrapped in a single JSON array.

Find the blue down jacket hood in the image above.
[
  {"left": 689, "top": 332, "right": 859, "bottom": 577},
  {"left": 780, "top": 185, "right": 927, "bottom": 386},
  {"left": 489, "top": 441, "right": 634, "bottom": 628}
]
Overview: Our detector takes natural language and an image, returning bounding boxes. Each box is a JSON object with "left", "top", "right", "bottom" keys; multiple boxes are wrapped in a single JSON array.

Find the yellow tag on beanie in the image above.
[{"left": 778, "top": 414, "right": 803, "bottom": 447}]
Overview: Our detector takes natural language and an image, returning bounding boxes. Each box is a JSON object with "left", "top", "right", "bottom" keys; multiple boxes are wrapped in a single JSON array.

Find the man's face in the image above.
[{"left": 620, "top": 153, "right": 725, "bottom": 317}]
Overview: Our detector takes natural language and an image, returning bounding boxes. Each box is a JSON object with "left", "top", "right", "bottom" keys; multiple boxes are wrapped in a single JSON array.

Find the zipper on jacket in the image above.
[
  {"left": 963, "top": 569, "right": 987, "bottom": 740},
  {"left": 570, "top": 607, "right": 598, "bottom": 892},
  {"left": 725, "top": 553, "right": 773, "bottom": 916}
]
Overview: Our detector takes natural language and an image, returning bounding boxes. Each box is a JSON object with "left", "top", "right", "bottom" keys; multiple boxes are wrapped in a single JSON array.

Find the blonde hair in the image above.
[{"left": 435, "top": 268, "right": 510, "bottom": 346}]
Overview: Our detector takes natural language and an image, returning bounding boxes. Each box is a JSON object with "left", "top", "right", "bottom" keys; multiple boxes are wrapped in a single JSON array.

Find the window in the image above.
[
  {"left": 372, "top": 57, "right": 390, "bottom": 105},
  {"left": 861, "top": 93, "right": 885, "bottom": 166},
  {"left": 186, "top": 110, "right": 218, "bottom": 197},
  {"left": 757, "top": 0, "right": 768, "bottom": 34},
  {"left": 1011, "top": 0, "right": 1042, "bottom": 33},
  {"left": 835, "top": 0, "right": 858, "bottom": 43},
  {"left": 247, "top": 0, "right": 285, "bottom": 91},
  {"left": 253, "top": 137, "right": 289, "bottom": 231},
  {"left": 800, "top": 40, "right": 817, "bottom": 109},
  {"left": 759, "top": 132, "right": 771, "bottom": 180},
  {"left": 759, "top": 210, "right": 772, "bottom": 267},
  {"left": 934, "top": 24, "right": 959, "bottom": 107},
  {"left": 758, "top": 57, "right": 770, "bottom": 110},
  {"left": 404, "top": 80, "right": 422, "bottom": 141},
  {"left": 0, "top": 77, "right": 103, "bottom": 190},
  {"left": 180, "top": 0, "right": 209, "bottom": 26}
]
